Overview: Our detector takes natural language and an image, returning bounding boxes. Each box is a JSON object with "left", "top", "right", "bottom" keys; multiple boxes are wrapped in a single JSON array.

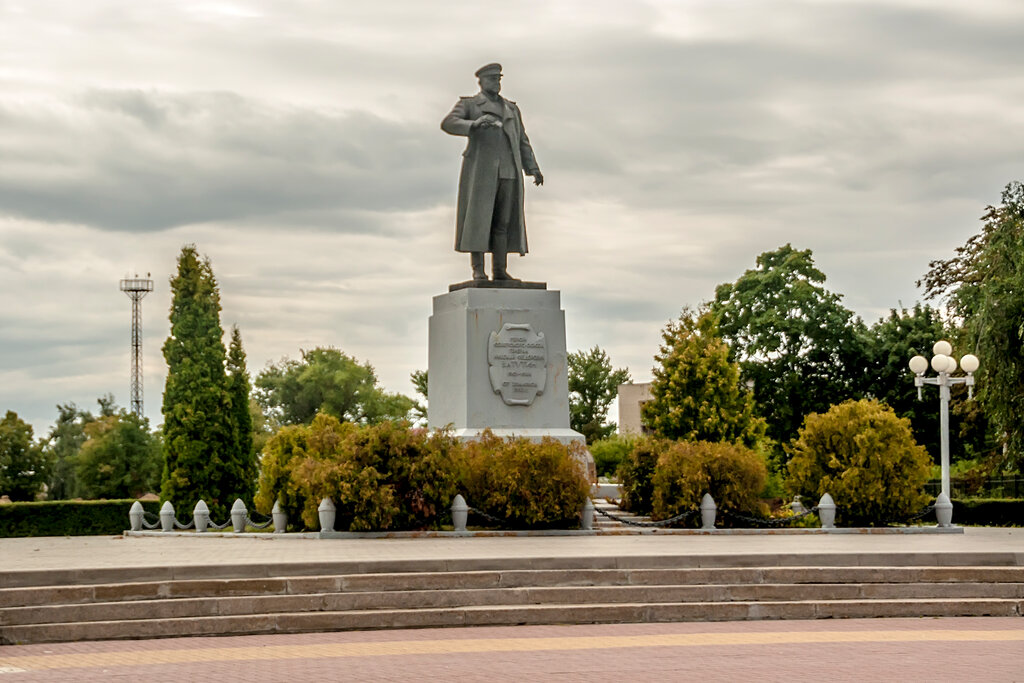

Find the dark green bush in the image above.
[
  {"left": 254, "top": 414, "right": 462, "bottom": 531},
  {"left": 0, "top": 499, "right": 161, "bottom": 538},
  {"left": 787, "top": 399, "right": 931, "bottom": 526},
  {"left": 460, "top": 431, "right": 590, "bottom": 529},
  {"left": 952, "top": 498, "right": 1024, "bottom": 526},
  {"left": 616, "top": 436, "right": 666, "bottom": 514},
  {"left": 651, "top": 440, "right": 768, "bottom": 522},
  {"left": 589, "top": 434, "right": 638, "bottom": 478}
]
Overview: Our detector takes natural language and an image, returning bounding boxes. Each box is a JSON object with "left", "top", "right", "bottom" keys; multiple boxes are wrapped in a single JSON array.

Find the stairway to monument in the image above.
[
  {"left": 2, "top": 553, "right": 1022, "bottom": 645},
  {"left": 591, "top": 498, "right": 648, "bottom": 529}
]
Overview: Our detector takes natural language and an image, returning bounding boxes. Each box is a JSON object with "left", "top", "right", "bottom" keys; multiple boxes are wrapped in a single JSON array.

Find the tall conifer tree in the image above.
[
  {"left": 161, "top": 246, "right": 243, "bottom": 518},
  {"left": 226, "top": 325, "right": 256, "bottom": 501}
]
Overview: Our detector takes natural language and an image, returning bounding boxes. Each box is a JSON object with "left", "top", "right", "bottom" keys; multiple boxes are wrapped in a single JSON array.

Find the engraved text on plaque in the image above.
[{"left": 487, "top": 323, "right": 547, "bottom": 406}]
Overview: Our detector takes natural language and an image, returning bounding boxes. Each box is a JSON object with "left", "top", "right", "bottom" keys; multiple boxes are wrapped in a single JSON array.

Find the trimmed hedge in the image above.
[
  {"left": 952, "top": 498, "right": 1024, "bottom": 527},
  {"left": 651, "top": 440, "right": 768, "bottom": 523},
  {"left": 254, "top": 417, "right": 590, "bottom": 531},
  {"left": 0, "top": 499, "right": 161, "bottom": 538},
  {"left": 787, "top": 399, "right": 931, "bottom": 527}
]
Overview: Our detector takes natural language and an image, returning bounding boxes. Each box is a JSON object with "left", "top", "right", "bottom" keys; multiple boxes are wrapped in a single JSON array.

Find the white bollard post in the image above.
[
  {"left": 451, "top": 494, "right": 468, "bottom": 532},
  {"left": 230, "top": 499, "right": 247, "bottom": 533},
  {"left": 318, "top": 497, "right": 336, "bottom": 532},
  {"left": 272, "top": 498, "right": 287, "bottom": 534},
  {"left": 193, "top": 500, "right": 210, "bottom": 532},
  {"left": 790, "top": 495, "right": 807, "bottom": 515},
  {"left": 700, "top": 493, "right": 716, "bottom": 530},
  {"left": 129, "top": 501, "right": 144, "bottom": 531},
  {"left": 934, "top": 492, "right": 954, "bottom": 527},
  {"left": 818, "top": 493, "right": 836, "bottom": 529},
  {"left": 580, "top": 498, "right": 595, "bottom": 531},
  {"left": 160, "top": 501, "right": 175, "bottom": 532}
]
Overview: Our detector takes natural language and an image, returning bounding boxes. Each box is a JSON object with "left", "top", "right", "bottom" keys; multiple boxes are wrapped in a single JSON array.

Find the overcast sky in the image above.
[{"left": 2, "top": 0, "right": 1023, "bottom": 437}]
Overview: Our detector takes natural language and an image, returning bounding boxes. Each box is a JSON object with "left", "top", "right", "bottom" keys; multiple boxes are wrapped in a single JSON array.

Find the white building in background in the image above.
[{"left": 616, "top": 382, "right": 652, "bottom": 435}]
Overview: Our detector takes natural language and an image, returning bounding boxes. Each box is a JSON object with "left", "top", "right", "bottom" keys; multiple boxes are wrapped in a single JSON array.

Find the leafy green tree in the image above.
[
  {"left": 0, "top": 411, "right": 49, "bottom": 501},
  {"left": 43, "top": 403, "right": 92, "bottom": 500},
  {"left": 226, "top": 326, "right": 257, "bottom": 501},
  {"left": 642, "top": 308, "right": 766, "bottom": 448},
  {"left": 712, "top": 244, "right": 868, "bottom": 446},
  {"left": 43, "top": 395, "right": 120, "bottom": 500},
  {"left": 255, "top": 347, "right": 414, "bottom": 426},
  {"left": 863, "top": 304, "right": 991, "bottom": 465},
  {"left": 568, "top": 346, "right": 631, "bottom": 444},
  {"left": 76, "top": 411, "right": 162, "bottom": 499},
  {"left": 920, "top": 181, "right": 1024, "bottom": 473},
  {"left": 161, "top": 245, "right": 247, "bottom": 518},
  {"left": 410, "top": 369, "right": 428, "bottom": 423}
]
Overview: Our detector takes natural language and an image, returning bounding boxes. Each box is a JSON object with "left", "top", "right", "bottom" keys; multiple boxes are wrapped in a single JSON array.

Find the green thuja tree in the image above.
[
  {"left": 642, "top": 307, "right": 767, "bottom": 448},
  {"left": 161, "top": 246, "right": 246, "bottom": 518},
  {"left": 226, "top": 326, "right": 256, "bottom": 501}
]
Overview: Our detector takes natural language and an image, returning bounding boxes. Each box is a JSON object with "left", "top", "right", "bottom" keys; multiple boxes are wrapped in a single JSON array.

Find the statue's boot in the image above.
[
  {"left": 491, "top": 237, "right": 519, "bottom": 281},
  {"left": 470, "top": 252, "right": 488, "bottom": 281}
]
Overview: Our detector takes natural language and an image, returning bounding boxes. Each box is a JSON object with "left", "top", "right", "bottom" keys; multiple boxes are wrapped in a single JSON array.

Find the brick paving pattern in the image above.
[{"left": 1, "top": 618, "right": 1022, "bottom": 681}]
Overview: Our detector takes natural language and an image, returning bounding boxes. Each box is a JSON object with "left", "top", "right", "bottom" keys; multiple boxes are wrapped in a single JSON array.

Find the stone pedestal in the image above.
[{"left": 428, "top": 287, "right": 584, "bottom": 447}]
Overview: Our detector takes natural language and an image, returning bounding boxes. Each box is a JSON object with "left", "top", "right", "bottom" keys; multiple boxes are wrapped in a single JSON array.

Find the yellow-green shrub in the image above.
[
  {"left": 254, "top": 414, "right": 461, "bottom": 531},
  {"left": 460, "top": 431, "right": 589, "bottom": 529},
  {"left": 786, "top": 399, "right": 931, "bottom": 526},
  {"left": 590, "top": 434, "right": 638, "bottom": 478},
  {"left": 651, "top": 440, "right": 768, "bottom": 521}
]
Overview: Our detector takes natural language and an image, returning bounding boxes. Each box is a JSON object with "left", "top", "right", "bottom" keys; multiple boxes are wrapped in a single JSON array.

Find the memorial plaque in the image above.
[{"left": 487, "top": 323, "right": 547, "bottom": 406}]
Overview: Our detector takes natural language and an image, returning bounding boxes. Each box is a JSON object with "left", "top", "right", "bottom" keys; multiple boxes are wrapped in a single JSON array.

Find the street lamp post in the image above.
[{"left": 908, "top": 340, "right": 980, "bottom": 502}]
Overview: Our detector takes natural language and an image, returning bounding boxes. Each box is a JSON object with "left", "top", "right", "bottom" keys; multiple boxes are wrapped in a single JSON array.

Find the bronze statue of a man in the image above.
[{"left": 442, "top": 63, "right": 543, "bottom": 282}]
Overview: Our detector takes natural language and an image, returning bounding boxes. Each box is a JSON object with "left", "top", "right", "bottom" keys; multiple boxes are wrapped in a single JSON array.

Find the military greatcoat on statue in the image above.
[{"left": 441, "top": 93, "right": 540, "bottom": 255}]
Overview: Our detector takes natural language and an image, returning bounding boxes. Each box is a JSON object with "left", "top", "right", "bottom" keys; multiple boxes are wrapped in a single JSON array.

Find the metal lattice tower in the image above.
[{"left": 120, "top": 274, "right": 154, "bottom": 418}]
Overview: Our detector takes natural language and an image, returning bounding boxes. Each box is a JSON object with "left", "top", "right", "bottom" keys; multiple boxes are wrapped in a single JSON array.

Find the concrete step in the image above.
[
  {"left": 5, "top": 552, "right": 1023, "bottom": 589},
  {"left": 4, "top": 554, "right": 1022, "bottom": 644},
  {"left": 5, "top": 566, "right": 1024, "bottom": 609},
  {"left": 4, "top": 598, "right": 1022, "bottom": 644},
  {"left": 4, "top": 566, "right": 1024, "bottom": 609},
  {"left": 4, "top": 582, "right": 1024, "bottom": 627}
]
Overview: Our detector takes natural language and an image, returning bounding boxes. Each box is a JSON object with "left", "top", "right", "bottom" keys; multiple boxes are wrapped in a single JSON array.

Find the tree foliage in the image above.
[
  {"left": 255, "top": 414, "right": 461, "bottom": 531},
  {"left": 642, "top": 308, "right": 766, "bottom": 448},
  {"left": 712, "top": 244, "right": 868, "bottom": 446},
  {"left": 410, "top": 369, "right": 428, "bottom": 423},
  {"left": 786, "top": 399, "right": 931, "bottom": 526},
  {"left": 567, "top": 346, "right": 630, "bottom": 444},
  {"left": 43, "top": 395, "right": 121, "bottom": 500},
  {"left": 43, "top": 403, "right": 92, "bottom": 500},
  {"left": 0, "top": 411, "right": 49, "bottom": 502},
  {"left": 651, "top": 440, "right": 768, "bottom": 521},
  {"left": 226, "top": 326, "right": 257, "bottom": 502},
  {"left": 76, "top": 411, "right": 162, "bottom": 499},
  {"left": 161, "top": 245, "right": 250, "bottom": 518},
  {"left": 862, "top": 304, "right": 991, "bottom": 465},
  {"left": 254, "top": 347, "right": 415, "bottom": 426},
  {"left": 920, "top": 181, "right": 1024, "bottom": 473}
]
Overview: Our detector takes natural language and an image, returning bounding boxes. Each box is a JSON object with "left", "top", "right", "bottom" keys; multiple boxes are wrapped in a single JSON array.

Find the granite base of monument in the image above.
[{"left": 428, "top": 286, "right": 589, "bottom": 459}]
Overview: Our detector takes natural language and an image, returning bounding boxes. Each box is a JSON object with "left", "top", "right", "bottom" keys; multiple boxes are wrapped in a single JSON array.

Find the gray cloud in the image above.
[
  {"left": 3, "top": 0, "right": 1024, "bottom": 435},
  {"left": 0, "top": 90, "right": 451, "bottom": 232}
]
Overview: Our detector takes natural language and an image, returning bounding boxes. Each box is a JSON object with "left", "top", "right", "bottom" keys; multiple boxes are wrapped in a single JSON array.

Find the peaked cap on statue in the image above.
[{"left": 474, "top": 63, "right": 502, "bottom": 77}]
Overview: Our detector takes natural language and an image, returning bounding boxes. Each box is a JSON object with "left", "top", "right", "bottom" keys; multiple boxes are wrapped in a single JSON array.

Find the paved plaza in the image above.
[
  {"left": 1, "top": 618, "right": 1022, "bottom": 681},
  {"left": 3, "top": 527, "right": 1023, "bottom": 572},
  {"left": 2, "top": 529, "right": 1022, "bottom": 680}
]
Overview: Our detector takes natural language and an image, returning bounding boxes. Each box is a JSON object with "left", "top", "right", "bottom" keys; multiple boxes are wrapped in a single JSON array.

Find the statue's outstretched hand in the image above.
[{"left": 531, "top": 170, "right": 544, "bottom": 186}]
